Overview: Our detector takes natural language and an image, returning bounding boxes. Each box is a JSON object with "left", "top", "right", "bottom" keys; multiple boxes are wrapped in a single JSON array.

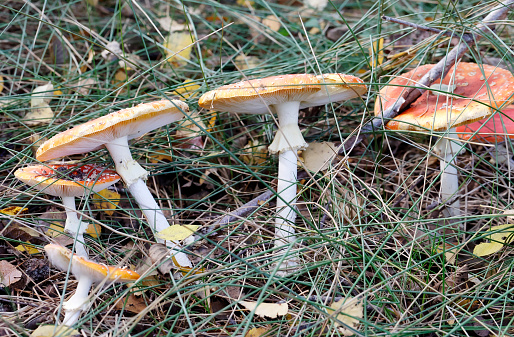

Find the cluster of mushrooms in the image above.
[{"left": 14, "top": 64, "right": 514, "bottom": 326}]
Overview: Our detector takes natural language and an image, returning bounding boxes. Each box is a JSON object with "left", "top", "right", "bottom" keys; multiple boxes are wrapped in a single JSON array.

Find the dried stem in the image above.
[{"left": 382, "top": 16, "right": 463, "bottom": 39}]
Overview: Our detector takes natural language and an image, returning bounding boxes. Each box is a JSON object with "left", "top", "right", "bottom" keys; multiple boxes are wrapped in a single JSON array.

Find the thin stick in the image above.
[
  {"left": 382, "top": 16, "right": 463, "bottom": 39},
  {"left": 202, "top": 190, "right": 274, "bottom": 236},
  {"left": 341, "top": 0, "right": 514, "bottom": 154}
]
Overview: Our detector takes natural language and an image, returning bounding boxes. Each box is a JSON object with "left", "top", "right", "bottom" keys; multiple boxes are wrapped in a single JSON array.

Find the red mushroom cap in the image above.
[{"left": 456, "top": 106, "right": 514, "bottom": 143}]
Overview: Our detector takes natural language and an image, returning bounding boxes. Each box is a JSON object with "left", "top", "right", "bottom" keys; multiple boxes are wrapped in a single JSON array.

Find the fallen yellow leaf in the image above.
[
  {"left": 0, "top": 75, "right": 4, "bottom": 93},
  {"left": 163, "top": 31, "right": 194, "bottom": 67},
  {"left": 245, "top": 327, "right": 270, "bottom": 337},
  {"left": 474, "top": 224, "right": 514, "bottom": 257},
  {"left": 369, "top": 38, "right": 384, "bottom": 68},
  {"left": 85, "top": 222, "right": 102, "bottom": 238},
  {"left": 30, "top": 325, "right": 79, "bottom": 337},
  {"left": 326, "top": 296, "right": 363, "bottom": 336},
  {"left": 15, "top": 244, "right": 41, "bottom": 255},
  {"left": 239, "top": 301, "right": 288, "bottom": 318},
  {"left": 147, "top": 150, "right": 173, "bottom": 163},
  {"left": 240, "top": 140, "right": 268, "bottom": 166},
  {"left": 174, "top": 79, "right": 201, "bottom": 98},
  {"left": 156, "top": 225, "right": 200, "bottom": 242},
  {"left": 0, "top": 206, "right": 28, "bottom": 216},
  {"left": 92, "top": 189, "right": 120, "bottom": 216}
]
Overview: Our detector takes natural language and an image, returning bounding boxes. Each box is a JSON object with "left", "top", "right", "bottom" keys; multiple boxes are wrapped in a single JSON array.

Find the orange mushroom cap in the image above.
[
  {"left": 44, "top": 244, "right": 140, "bottom": 282},
  {"left": 14, "top": 164, "right": 120, "bottom": 198},
  {"left": 456, "top": 106, "right": 514, "bottom": 143},
  {"left": 375, "top": 63, "right": 514, "bottom": 132},
  {"left": 36, "top": 100, "right": 189, "bottom": 162},
  {"left": 198, "top": 74, "right": 321, "bottom": 114}
]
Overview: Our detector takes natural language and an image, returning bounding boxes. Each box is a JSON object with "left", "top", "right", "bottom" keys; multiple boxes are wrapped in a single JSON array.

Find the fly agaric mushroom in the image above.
[
  {"left": 199, "top": 74, "right": 366, "bottom": 274},
  {"left": 44, "top": 244, "right": 140, "bottom": 326},
  {"left": 36, "top": 100, "right": 192, "bottom": 268},
  {"left": 15, "top": 164, "right": 120, "bottom": 257},
  {"left": 456, "top": 106, "right": 514, "bottom": 169},
  {"left": 375, "top": 62, "right": 514, "bottom": 216}
]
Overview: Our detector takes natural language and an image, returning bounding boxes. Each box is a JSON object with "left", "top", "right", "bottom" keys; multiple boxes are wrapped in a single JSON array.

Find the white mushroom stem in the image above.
[
  {"left": 104, "top": 136, "right": 192, "bottom": 268},
  {"left": 61, "top": 196, "right": 88, "bottom": 258},
  {"left": 434, "top": 128, "right": 461, "bottom": 216},
  {"left": 268, "top": 101, "right": 306, "bottom": 273},
  {"left": 62, "top": 276, "right": 93, "bottom": 326}
]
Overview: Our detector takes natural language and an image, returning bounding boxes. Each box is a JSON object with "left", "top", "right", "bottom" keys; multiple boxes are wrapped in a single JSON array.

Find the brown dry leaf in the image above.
[
  {"left": 29, "top": 133, "right": 48, "bottom": 156},
  {"left": 261, "top": 15, "right": 280, "bottom": 31},
  {"left": 25, "top": 83, "right": 54, "bottom": 126},
  {"left": 436, "top": 243, "right": 457, "bottom": 265},
  {"left": 115, "top": 294, "right": 147, "bottom": 314},
  {"left": 239, "top": 301, "right": 288, "bottom": 318},
  {"left": 241, "top": 140, "right": 268, "bottom": 166},
  {"left": 0, "top": 206, "right": 28, "bottom": 216},
  {"left": 30, "top": 325, "right": 80, "bottom": 337},
  {"left": 302, "top": 142, "right": 338, "bottom": 172},
  {"left": 245, "top": 327, "right": 271, "bottom": 337},
  {"left": 92, "top": 189, "right": 120, "bottom": 216},
  {"left": 163, "top": 30, "right": 194, "bottom": 67},
  {"left": 112, "top": 69, "right": 128, "bottom": 89},
  {"left": 234, "top": 54, "right": 261, "bottom": 70},
  {"left": 175, "top": 112, "right": 206, "bottom": 149},
  {"left": 326, "top": 296, "right": 363, "bottom": 336},
  {"left": 147, "top": 149, "right": 173, "bottom": 163},
  {"left": 0, "top": 261, "right": 22, "bottom": 287},
  {"left": 73, "top": 78, "right": 98, "bottom": 95},
  {"left": 128, "top": 256, "right": 160, "bottom": 295}
]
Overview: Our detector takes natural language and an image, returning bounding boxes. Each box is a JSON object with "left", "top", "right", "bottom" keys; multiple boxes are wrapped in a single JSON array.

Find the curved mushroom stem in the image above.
[
  {"left": 105, "top": 136, "right": 192, "bottom": 268},
  {"left": 61, "top": 196, "right": 88, "bottom": 258},
  {"left": 62, "top": 276, "right": 93, "bottom": 326},
  {"left": 268, "top": 101, "right": 306, "bottom": 274},
  {"left": 435, "top": 128, "right": 461, "bottom": 217}
]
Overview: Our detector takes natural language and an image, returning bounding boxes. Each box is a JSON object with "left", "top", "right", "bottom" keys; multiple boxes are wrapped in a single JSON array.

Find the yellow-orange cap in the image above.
[
  {"left": 198, "top": 74, "right": 320, "bottom": 114},
  {"left": 45, "top": 244, "right": 140, "bottom": 282},
  {"left": 15, "top": 164, "right": 120, "bottom": 198},
  {"left": 300, "top": 73, "right": 367, "bottom": 108},
  {"left": 375, "top": 63, "right": 514, "bottom": 132},
  {"left": 37, "top": 100, "right": 189, "bottom": 162}
]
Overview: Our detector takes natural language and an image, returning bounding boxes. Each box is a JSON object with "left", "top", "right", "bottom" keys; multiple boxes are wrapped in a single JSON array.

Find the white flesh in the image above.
[
  {"left": 62, "top": 276, "right": 93, "bottom": 326},
  {"left": 62, "top": 196, "right": 88, "bottom": 258},
  {"left": 270, "top": 101, "right": 305, "bottom": 274},
  {"left": 105, "top": 136, "right": 192, "bottom": 268},
  {"left": 434, "top": 128, "right": 461, "bottom": 217}
]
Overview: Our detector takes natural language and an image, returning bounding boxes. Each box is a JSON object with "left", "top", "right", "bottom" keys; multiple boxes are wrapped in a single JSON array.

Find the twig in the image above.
[
  {"left": 382, "top": 16, "right": 466, "bottom": 40},
  {"left": 202, "top": 190, "right": 274, "bottom": 236},
  {"left": 341, "top": 0, "right": 514, "bottom": 154}
]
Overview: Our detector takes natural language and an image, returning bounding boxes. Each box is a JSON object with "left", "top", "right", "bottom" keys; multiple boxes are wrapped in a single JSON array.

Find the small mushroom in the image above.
[
  {"left": 199, "top": 74, "right": 366, "bottom": 274},
  {"left": 36, "top": 100, "right": 192, "bottom": 268},
  {"left": 45, "top": 244, "right": 140, "bottom": 326},
  {"left": 456, "top": 106, "right": 514, "bottom": 169},
  {"left": 15, "top": 164, "right": 120, "bottom": 257},
  {"left": 375, "top": 62, "right": 514, "bottom": 216}
]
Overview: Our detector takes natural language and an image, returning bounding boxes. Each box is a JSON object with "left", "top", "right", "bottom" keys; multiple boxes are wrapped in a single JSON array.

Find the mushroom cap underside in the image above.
[
  {"left": 375, "top": 63, "right": 514, "bottom": 132},
  {"left": 198, "top": 74, "right": 321, "bottom": 114},
  {"left": 36, "top": 100, "right": 189, "bottom": 162},
  {"left": 300, "top": 73, "right": 367, "bottom": 108},
  {"left": 15, "top": 164, "right": 120, "bottom": 197}
]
